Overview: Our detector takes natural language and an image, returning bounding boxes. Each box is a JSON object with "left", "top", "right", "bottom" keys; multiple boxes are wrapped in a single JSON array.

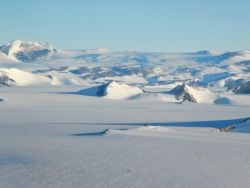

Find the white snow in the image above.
[
  {"left": 183, "top": 85, "right": 217, "bottom": 103},
  {"left": 170, "top": 84, "right": 217, "bottom": 103},
  {"left": 130, "top": 92, "right": 178, "bottom": 102},
  {"left": 0, "top": 40, "right": 250, "bottom": 188},
  {"left": 0, "top": 68, "right": 51, "bottom": 86},
  {"left": 103, "top": 81, "right": 143, "bottom": 99},
  {"left": 94, "top": 74, "right": 147, "bottom": 84},
  {"left": 78, "top": 81, "right": 143, "bottom": 99},
  {"left": 0, "top": 87, "right": 250, "bottom": 188}
]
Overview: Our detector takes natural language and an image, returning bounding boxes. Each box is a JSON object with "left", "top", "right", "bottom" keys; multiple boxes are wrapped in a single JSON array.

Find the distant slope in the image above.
[
  {"left": 0, "top": 40, "right": 57, "bottom": 62},
  {"left": 196, "top": 50, "right": 250, "bottom": 64},
  {"left": 0, "top": 68, "right": 51, "bottom": 86},
  {"left": 0, "top": 51, "right": 19, "bottom": 63}
]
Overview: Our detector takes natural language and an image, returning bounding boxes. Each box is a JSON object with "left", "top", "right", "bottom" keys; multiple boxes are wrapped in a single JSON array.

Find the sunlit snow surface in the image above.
[
  {"left": 0, "top": 41, "right": 250, "bottom": 188},
  {"left": 0, "top": 87, "right": 249, "bottom": 188}
]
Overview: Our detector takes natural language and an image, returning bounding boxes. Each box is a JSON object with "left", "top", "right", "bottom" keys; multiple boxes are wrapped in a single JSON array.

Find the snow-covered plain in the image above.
[{"left": 0, "top": 40, "right": 250, "bottom": 188}]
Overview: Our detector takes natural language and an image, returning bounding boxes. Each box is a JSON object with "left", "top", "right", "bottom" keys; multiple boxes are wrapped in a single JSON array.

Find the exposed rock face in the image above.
[
  {"left": 219, "top": 118, "right": 250, "bottom": 132},
  {"left": 96, "top": 82, "right": 110, "bottom": 97},
  {"left": 170, "top": 84, "right": 198, "bottom": 102},
  {"left": 0, "top": 40, "right": 57, "bottom": 62},
  {"left": 170, "top": 83, "right": 216, "bottom": 103},
  {"left": 0, "top": 70, "right": 15, "bottom": 86},
  {"left": 219, "top": 125, "right": 236, "bottom": 132},
  {"left": 233, "top": 81, "right": 250, "bottom": 94}
]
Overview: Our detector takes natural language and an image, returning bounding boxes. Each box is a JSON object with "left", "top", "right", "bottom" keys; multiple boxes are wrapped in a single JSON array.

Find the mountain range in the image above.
[{"left": 0, "top": 40, "right": 249, "bottom": 104}]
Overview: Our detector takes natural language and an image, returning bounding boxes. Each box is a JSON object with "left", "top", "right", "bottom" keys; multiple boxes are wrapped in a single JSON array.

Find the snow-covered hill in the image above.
[
  {"left": 78, "top": 81, "right": 143, "bottom": 99},
  {"left": 0, "top": 68, "right": 51, "bottom": 86}
]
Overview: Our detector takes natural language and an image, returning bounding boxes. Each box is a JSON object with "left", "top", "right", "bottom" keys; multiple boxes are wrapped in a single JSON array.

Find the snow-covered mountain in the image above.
[
  {"left": 170, "top": 84, "right": 216, "bottom": 103},
  {"left": 0, "top": 40, "right": 57, "bottom": 62},
  {"left": 0, "top": 40, "right": 249, "bottom": 104}
]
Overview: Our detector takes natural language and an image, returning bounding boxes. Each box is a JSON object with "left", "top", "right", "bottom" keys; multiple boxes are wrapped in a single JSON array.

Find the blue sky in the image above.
[{"left": 0, "top": 0, "right": 249, "bottom": 52}]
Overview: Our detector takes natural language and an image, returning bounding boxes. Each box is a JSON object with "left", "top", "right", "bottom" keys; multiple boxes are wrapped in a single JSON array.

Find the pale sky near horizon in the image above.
[{"left": 0, "top": 0, "right": 250, "bottom": 52}]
